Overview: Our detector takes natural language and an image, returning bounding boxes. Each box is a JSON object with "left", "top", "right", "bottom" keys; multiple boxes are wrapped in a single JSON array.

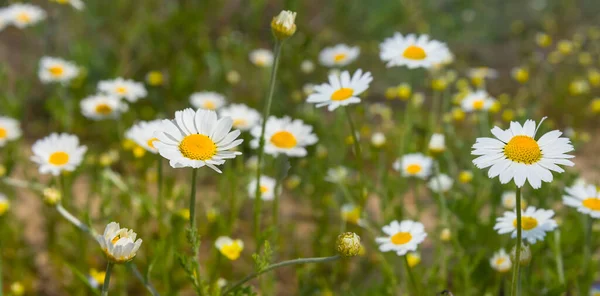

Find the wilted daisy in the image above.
[
  {"left": 0, "top": 193, "right": 9, "bottom": 216},
  {"left": 494, "top": 206, "right": 557, "bottom": 244},
  {"left": 490, "top": 249, "right": 512, "bottom": 273},
  {"left": 376, "top": 220, "right": 427, "bottom": 256},
  {"left": 38, "top": 57, "right": 79, "bottom": 84},
  {"left": 219, "top": 104, "right": 261, "bottom": 131},
  {"left": 428, "top": 174, "right": 453, "bottom": 193},
  {"left": 325, "top": 166, "right": 350, "bottom": 183},
  {"left": 31, "top": 133, "right": 87, "bottom": 176},
  {"left": 249, "top": 49, "right": 274, "bottom": 67},
  {"left": 392, "top": 153, "right": 433, "bottom": 179},
  {"left": 0, "top": 116, "right": 22, "bottom": 147},
  {"left": 250, "top": 116, "right": 318, "bottom": 157},
  {"left": 50, "top": 0, "right": 84, "bottom": 10},
  {"left": 98, "top": 78, "right": 147, "bottom": 103},
  {"left": 460, "top": 90, "right": 496, "bottom": 112},
  {"left": 153, "top": 108, "right": 243, "bottom": 173},
  {"left": 306, "top": 69, "right": 373, "bottom": 111},
  {"left": 125, "top": 120, "right": 163, "bottom": 154},
  {"left": 318, "top": 44, "right": 360, "bottom": 67},
  {"left": 472, "top": 118, "right": 575, "bottom": 189},
  {"left": 189, "top": 92, "right": 226, "bottom": 111},
  {"left": 247, "top": 175, "right": 277, "bottom": 201},
  {"left": 80, "top": 94, "right": 128, "bottom": 120},
  {"left": 96, "top": 222, "right": 142, "bottom": 263},
  {"left": 379, "top": 33, "right": 451, "bottom": 69},
  {"left": 215, "top": 236, "right": 244, "bottom": 260},
  {"left": 563, "top": 182, "right": 600, "bottom": 218},
  {"left": 6, "top": 3, "right": 46, "bottom": 28}
]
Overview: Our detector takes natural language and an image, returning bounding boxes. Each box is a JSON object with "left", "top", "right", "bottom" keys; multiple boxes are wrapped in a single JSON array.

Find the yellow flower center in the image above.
[
  {"left": 17, "top": 12, "right": 30, "bottom": 23},
  {"left": 147, "top": 137, "right": 158, "bottom": 149},
  {"left": 95, "top": 103, "right": 113, "bottom": 115},
  {"left": 473, "top": 99, "right": 484, "bottom": 110},
  {"left": 391, "top": 231, "right": 412, "bottom": 245},
  {"left": 259, "top": 185, "right": 269, "bottom": 193},
  {"left": 179, "top": 134, "right": 217, "bottom": 161},
  {"left": 406, "top": 164, "right": 422, "bottom": 175},
  {"left": 233, "top": 119, "right": 247, "bottom": 128},
  {"left": 90, "top": 269, "right": 106, "bottom": 285},
  {"left": 270, "top": 131, "right": 297, "bottom": 149},
  {"left": 496, "top": 258, "right": 506, "bottom": 265},
  {"left": 116, "top": 86, "right": 127, "bottom": 94},
  {"left": 402, "top": 45, "right": 427, "bottom": 60},
  {"left": 333, "top": 53, "right": 347, "bottom": 62},
  {"left": 220, "top": 242, "right": 243, "bottom": 260},
  {"left": 503, "top": 135, "right": 542, "bottom": 164},
  {"left": 203, "top": 101, "right": 216, "bottom": 110},
  {"left": 48, "top": 66, "right": 64, "bottom": 77},
  {"left": 111, "top": 235, "right": 121, "bottom": 244},
  {"left": 0, "top": 127, "right": 6, "bottom": 139},
  {"left": 512, "top": 216, "right": 538, "bottom": 230},
  {"left": 331, "top": 88, "right": 354, "bottom": 101},
  {"left": 582, "top": 198, "right": 600, "bottom": 211},
  {"left": 48, "top": 151, "right": 69, "bottom": 166}
]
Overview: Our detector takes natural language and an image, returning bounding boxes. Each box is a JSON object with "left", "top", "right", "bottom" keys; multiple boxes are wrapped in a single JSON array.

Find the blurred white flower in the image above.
[
  {"left": 428, "top": 174, "right": 453, "bottom": 193},
  {"left": 307, "top": 69, "right": 373, "bottom": 111},
  {"left": 98, "top": 78, "right": 147, "bottom": 103},
  {"left": 219, "top": 103, "right": 261, "bottom": 131},
  {"left": 38, "top": 57, "right": 79, "bottom": 84},
  {"left": 393, "top": 153, "right": 433, "bottom": 179},
  {"left": 189, "top": 92, "right": 226, "bottom": 111},
  {"left": 6, "top": 3, "right": 46, "bottom": 28},
  {"left": 325, "top": 166, "right": 350, "bottom": 183},
  {"left": 247, "top": 175, "right": 278, "bottom": 201},
  {"left": 371, "top": 132, "right": 386, "bottom": 148},
  {"left": 80, "top": 94, "right": 128, "bottom": 120},
  {"left": 494, "top": 206, "right": 557, "bottom": 244},
  {"left": 249, "top": 49, "right": 274, "bottom": 67},
  {"left": 31, "top": 133, "right": 87, "bottom": 176},
  {"left": 376, "top": 220, "right": 427, "bottom": 256},
  {"left": 319, "top": 44, "right": 360, "bottom": 67},
  {"left": 490, "top": 249, "right": 512, "bottom": 273},
  {"left": 300, "top": 60, "right": 315, "bottom": 73},
  {"left": 380, "top": 33, "right": 451, "bottom": 69},
  {"left": 0, "top": 116, "right": 22, "bottom": 147},
  {"left": 460, "top": 90, "right": 496, "bottom": 112},
  {"left": 125, "top": 120, "right": 163, "bottom": 154}
]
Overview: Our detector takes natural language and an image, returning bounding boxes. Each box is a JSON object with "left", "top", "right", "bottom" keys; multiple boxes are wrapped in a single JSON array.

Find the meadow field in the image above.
[{"left": 1, "top": 0, "right": 600, "bottom": 295}]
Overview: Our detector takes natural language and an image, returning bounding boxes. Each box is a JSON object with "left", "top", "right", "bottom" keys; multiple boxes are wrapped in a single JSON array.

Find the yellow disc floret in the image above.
[
  {"left": 504, "top": 135, "right": 542, "bottom": 164},
  {"left": 179, "top": 134, "right": 217, "bottom": 161}
]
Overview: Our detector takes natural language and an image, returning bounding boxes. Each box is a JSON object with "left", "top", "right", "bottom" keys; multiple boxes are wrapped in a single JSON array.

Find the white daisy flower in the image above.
[
  {"left": 218, "top": 104, "right": 261, "bottom": 131},
  {"left": 215, "top": 236, "right": 244, "bottom": 260},
  {"left": 80, "top": 94, "right": 128, "bottom": 120},
  {"left": 392, "top": 153, "right": 433, "bottom": 179},
  {"left": 428, "top": 174, "right": 453, "bottom": 193},
  {"left": 38, "top": 57, "right": 79, "bottom": 84},
  {"left": 189, "top": 92, "right": 226, "bottom": 111},
  {"left": 247, "top": 175, "right": 278, "bottom": 201},
  {"left": 249, "top": 49, "right": 274, "bottom": 67},
  {"left": 50, "top": 0, "right": 85, "bottom": 10},
  {"left": 6, "top": 3, "right": 46, "bottom": 28},
  {"left": 325, "top": 166, "right": 350, "bottom": 183},
  {"left": 153, "top": 108, "right": 243, "bottom": 173},
  {"left": 318, "top": 44, "right": 360, "bottom": 67},
  {"left": 306, "top": 69, "right": 373, "bottom": 111},
  {"left": 460, "top": 90, "right": 496, "bottom": 112},
  {"left": 379, "top": 33, "right": 451, "bottom": 69},
  {"left": 125, "top": 120, "right": 163, "bottom": 154},
  {"left": 563, "top": 183, "right": 600, "bottom": 218},
  {"left": 490, "top": 249, "right": 512, "bottom": 273},
  {"left": 494, "top": 206, "right": 557, "bottom": 244},
  {"left": 96, "top": 222, "right": 142, "bottom": 263},
  {"left": 0, "top": 116, "right": 22, "bottom": 147},
  {"left": 0, "top": 9, "right": 11, "bottom": 31},
  {"left": 501, "top": 191, "right": 518, "bottom": 209},
  {"left": 472, "top": 118, "right": 575, "bottom": 189},
  {"left": 250, "top": 116, "right": 318, "bottom": 157},
  {"left": 376, "top": 220, "right": 427, "bottom": 256},
  {"left": 98, "top": 78, "right": 147, "bottom": 103},
  {"left": 31, "top": 133, "right": 87, "bottom": 176}
]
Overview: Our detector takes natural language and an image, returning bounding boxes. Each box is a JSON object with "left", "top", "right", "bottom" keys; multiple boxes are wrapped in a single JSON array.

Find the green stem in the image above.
[
  {"left": 56, "top": 204, "right": 90, "bottom": 234},
  {"left": 404, "top": 255, "right": 420, "bottom": 295},
  {"left": 221, "top": 255, "right": 340, "bottom": 295},
  {"left": 433, "top": 161, "right": 449, "bottom": 224},
  {"left": 127, "top": 262, "right": 160, "bottom": 296},
  {"left": 254, "top": 40, "right": 283, "bottom": 243},
  {"left": 101, "top": 262, "right": 114, "bottom": 296},
  {"left": 553, "top": 230, "right": 565, "bottom": 285},
  {"left": 511, "top": 187, "right": 522, "bottom": 296},
  {"left": 189, "top": 168, "right": 198, "bottom": 231},
  {"left": 583, "top": 215, "right": 592, "bottom": 293},
  {"left": 344, "top": 106, "right": 367, "bottom": 207},
  {"left": 399, "top": 101, "right": 413, "bottom": 156},
  {"left": 157, "top": 157, "right": 164, "bottom": 224}
]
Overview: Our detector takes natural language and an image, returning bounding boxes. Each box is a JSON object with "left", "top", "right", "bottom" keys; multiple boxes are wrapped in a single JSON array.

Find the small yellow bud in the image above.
[
  {"left": 206, "top": 208, "right": 219, "bottom": 223},
  {"left": 384, "top": 87, "right": 397, "bottom": 100},
  {"left": 43, "top": 187, "right": 61, "bottom": 206},
  {"left": 397, "top": 83, "right": 412, "bottom": 100},
  {"left": 578, "top": 52, "right": 593, "bottom": 66},
  {"left": 440, "top": 228, "right": 452, "bottom": 242},
  {"left": 133, "top": 146, "right": 146, "bottom": 158},
  {"left": 0, "top": 196, "right": 9, "bottom": 217},
  {"left": 569, "top": 80, "right": 590, "bottom": 95},
  {"left": 489, "top": 101, "right": 501, "bottom": 113},
  {"left": 11, "top": 282, "right": 25, "bottom": 296},
  {"left": 0, "top": 164, "right": 6, "bottom": 177},
  {"left": 455, "top": 78, "right": 470, "bottom": 91},
  {"left": 146, "top": 71, "right": 164, "bottom": 86},
  {"left": 431, "top": 78, "right": 448, "bottom": 91},
  {"left": 336, "top": 232, "right": 361, "bottom": 257},
  {"left": 177, "top": 209, "right": 190, "bottom": 221},
  {"left": 451, "top": 108, "right": 465, "bottom": 122},
  {"left": 226, "top": 70, "right": 241, "bottom": 85},
  {"left": 588, "top": 69, "right": 600, "bottom": 87},
  {"left": 535, "top": 32, "right": 552, "bottom": 48},
  {"left": 122, "top": 139, "right": 136, "bottom": 150},
  {"left": 285, "top": 175, "right": 301, "bottom": 190},
  {"left": 406, "top": 252, "right": 421, "bottom": 267},
  {"left": 458, "top": 171, "right": 473, "bottom": 184},
  {"left": 557, "top": 40, "right": 574, "bottom": 55},
  {"left": 591, "top": 98, "right": 600, "bottom": 114},
  {"left": 89, "top": 268, "right": 106, "bottom": 286},
  {"left": 271, "top": 10, "right": 297, "bottom": 40},
  {"left": 511, "top": 67, "right": 529, "bottom": 84},
  {"left": 502, "top": 109, "right": 515, "bottom": 122}
]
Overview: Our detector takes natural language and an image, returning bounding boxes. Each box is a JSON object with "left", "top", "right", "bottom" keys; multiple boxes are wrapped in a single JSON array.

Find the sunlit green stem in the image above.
[
  {"left": 511, "top": 187, "right": 522, "bottom": 296},
  {"left": 254, "top": 40, "right": 283, "bottom": 242},
  {"left": 56, "top": 204, "right": 90, "bottom": 234},
  {"left": 101, "top": 262, "right": 114, "bottom": 296},
  {"left": 222, "top": 255, "right": 340, "bottom": 295}
]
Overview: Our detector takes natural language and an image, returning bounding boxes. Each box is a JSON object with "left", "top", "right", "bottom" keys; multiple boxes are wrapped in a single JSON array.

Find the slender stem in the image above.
[
  {"left": 553, "top": 230, "right": 565, "bottom": 285},
  {"left": 583, "top": 215, "right": 592, "bottom": 293},
  {"left": 101, "top": 262, "right": 114, "bottom": 296},
  {"left": 127, "top": 262, "right": 160, "bottom": 296},
  {"left": 56, "top": 204, "right": 90, "bottom": 234},
  {"left": 433, "top": 161, "right": 449, "bottom": 224},
  {"left": 254, "top": 40, "right": 283, "bottom": 242},
  {"left": 511, "top": 187, "right": 522, "bottom": 296},
  {"left": 59, "top": 173, "right": 69, "bottom": 208},
  {"left": 404, "top": 255, "right": 419, "bottom": 295},
  {"left": 344, "top": 106, "right": 367, "bottom": 207},
  {"left": 222, "top": 255, "right": 340, "bottom": 295},
  {"left": 272, "top": 155, "right": 286, "bottom": 230},
  {"left": 189, "top": 168, "right": 198, "bottom": 230},
  {"left": 157, "top": 157, "right": 164, "bottom": 224},
  {"left": 399, "top": 99, "right": 413, "bottom": 156}
]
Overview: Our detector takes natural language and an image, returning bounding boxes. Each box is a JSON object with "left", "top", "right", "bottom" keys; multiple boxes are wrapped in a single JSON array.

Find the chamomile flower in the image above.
[
  {"left": 215, "top": 236, "right": 244, "bottom": 260},
  {"left": 50, "top": 0, "right": 85, "bottom": 10},
  {"left": 96, "top": 222, "right": 142, "bottom": 263},
  {"left": 392, "top": 153, "right": 433, "bottom": 179},
  {"left": 325, "top": 166, "right": 350, "bottom": 183},
  {"left": 31, "top": 133, "right": 87, "bottom": 176},
  {"left": 490, "top": 249, "right": 512, "bottom": 273},
  {"left": 38, "top": 57, "right": 79, "bottom": 84},
  {"left": 249, "top": 49, "right": 274, "bottom": 67},
  {"left": 494, "top": 206, "right": 557, "bottom": 244},
  {"left": 153, "top": 108, "right": 243, "bottom": 173},
  {"left": 98, "top": 78, "right": 147, "bottom": 103},
  {"left": 379, "top": 33, "right": 451, "bottom": 69},
  {"left": 247, "top": 175, "right": 278, "bottom": 200},
  {"left": 0, "top": 116, "right": 22, "bottom": 147},
  {"left": 472, "top": 118, "right": 575, "bottom": 189},
  {"left": 125, "top": 120, "right": 163, "bottom": 154},
  {"left": 7, "top": 4, "right": 46, "bottom": 28},
  {"left": 80, "top": 94, "right": 128, "bottom": 120},
  {"left": 219, "top": 104, "right": 261, "bottom": 131},
  {"left": 190, "top": 92, "right": 226, "bottom": 111},
  {"left": 306, "top": 69, "right": 373, "bottom": 111},
  {"left": 319, "top": 44, "right": 360, "bottom": 67},
  {"left": 250, "top": 116, "right": 318, "bottom": 157},
  {"left": 376, "top": 220, "right": 427, "bottom": 256},
  {"left": 428, "top": 174, "right": 453, "bottom": 193},
  {"left": 563, "top": 183, "right": 600, "bottom": 218},
  {"left": 460, "top": 90, "right": 496, "bottom": 112}
]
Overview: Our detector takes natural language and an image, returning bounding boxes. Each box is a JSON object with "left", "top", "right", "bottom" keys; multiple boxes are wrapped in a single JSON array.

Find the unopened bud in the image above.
[
  {"left": 43, "top": 187, "right": 61, "bottom": 206},
  {"left": 271, "top": 10, "right": 297, "bottom": 40},
  {"left": 336, "top": 232, "right": 361, "bottom": 257}
]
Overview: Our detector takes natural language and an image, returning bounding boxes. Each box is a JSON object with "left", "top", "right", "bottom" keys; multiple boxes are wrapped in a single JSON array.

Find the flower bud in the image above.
[
  {"left": 510, "top": 243, "right": 531, "bottom": 266},
  {"left": 440, "top": 228, "right": 452, "bottom": 242},
  {"left": 271, "top": 10, "right": 297, "bottom": 40},
  {"left": 428, "top": 133, "right": 445, "bottom": 155},
  {"left": 146, "top": 71, "right": 164, "bottom": 86},
  {"left": 371, "top": 132, "right": 386, "bottom": 148},
  {"left": 43, "top": 187, "right": 61, "bottom": 206},
  {"left": 336, "top": 232, "right": 361, "bottom": 257}
]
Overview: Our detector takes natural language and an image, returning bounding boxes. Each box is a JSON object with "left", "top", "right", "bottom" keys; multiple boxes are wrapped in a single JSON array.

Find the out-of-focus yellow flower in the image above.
[
  {"left": 177, "top": 209, "right": 190, "bottom": 221},
  {"left": 285, "top": 175, "right": 301, "bottom": 190},
  {"left": 345, "top": 135, "right": 355, "bottom": 145},
  {"left": 0, "top": 164, "right": 6, "bottom": 177},
  {"left": 89, "top": 268, "right": 106, "bottom": 286},
  {"left": 502, "top": 109, "right": 515, "bottom": 122},
  {"left": 458, "top": 171, "right": 473, "bottom": 184},
  {"left": 569, "top": 80, "right": 590, "bottom": 95},
  {"left": 122, "top": 139, "right": 136, "bottom": 150},
  {"left": 557, "top": 40, "right": 574, "bottom": 55},
  {"left": 385, "top": 87, "right": 397, "bottom": 100},
  {"left": 99, "top": 150, "right": 119, "bottom": 166},
  {"left": 498, "top": 93, "right": 511, "bottom": 105},
  {"left": 10, "top": 282, "right": 25, "bottom": 296},
  {"left": 132, "top": 146, "right": 146, "bottom": 158},
  {"left": 548, "top": 51, "right": 562, "bottom": 64},
  {"left": 215, "top": 237, "right": 244, "bottom": 260},
  {"left": 341, "top": 204, "right": 361, "bottom": 224},
  {"left": 578, "top": 52, "right": 593, "bottom": 66},
  {"left": 440, "top": 228, "right": 452, "bottom": 242},
  {"left": 588, "top": 69, "right": 600, "bottom": 87},
  {"left": 0, "top": 194, "right": 9, "bottom": 216},
  {"left": 206, "top": 207, "right": 219, "bottom": 223},
  {"left": 511, "top": 67, "right": 529, "bottom": 84},
  {"left": 146, "top": 71, "right": 164, "bottom": 86},
  {"left": 431, "top": 78, "right": 448, "bottom": 91},
  {"left": 451, "top": 107, "right": 465, "bottom": 122},
  {"left": 406, "top": 252, "right": 421, "bottom": 267},
  {"left": 591, "top": 98, "right": 600, "bottom": 114},
  {"left": 456, "top": 78, "right": 470, "bottom": 91},
  {"left": 397, "top": 83, "right": 411, "bottom": 100},
  {"left": 535, "top": 32, "right": 552, "bottom": 48},
  {"left": 489, "top": 101, "right": 501, "bottom": 113}
]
